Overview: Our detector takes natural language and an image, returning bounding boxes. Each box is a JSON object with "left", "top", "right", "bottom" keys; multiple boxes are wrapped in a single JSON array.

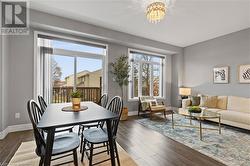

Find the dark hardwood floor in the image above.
[
  {"left": 116, "top": 116, "right": 225, "bottom": 166},
  {"left": 0, "top": 116, "right": 225, "bottom": 166}
]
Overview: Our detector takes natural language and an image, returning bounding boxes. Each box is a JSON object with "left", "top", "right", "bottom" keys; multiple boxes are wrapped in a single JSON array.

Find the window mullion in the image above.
[
  {"left": 160, "top": 60, "right": 164, "bottom": 97},
  {"left": 150, "top": 64, "right": 153, "bottom": 96},
  {"left": 131, "top": 62, "right": 134, "bottom": 98},
  {"left": 138, "top": 62, "right": 142, "bottom": 97},
  {"left": 74, "top": 56, "right": 77, "bottom": 91}
]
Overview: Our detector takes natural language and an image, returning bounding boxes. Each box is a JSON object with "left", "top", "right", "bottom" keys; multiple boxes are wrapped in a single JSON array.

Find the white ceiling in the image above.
[{"left": 29, "top": 0, "right": 250, "bottom": 47}]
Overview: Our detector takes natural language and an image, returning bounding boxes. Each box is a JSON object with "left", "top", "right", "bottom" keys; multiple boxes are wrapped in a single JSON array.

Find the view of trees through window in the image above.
[{"left": 130, "top": 52, "right": 164, "bottom": 99}]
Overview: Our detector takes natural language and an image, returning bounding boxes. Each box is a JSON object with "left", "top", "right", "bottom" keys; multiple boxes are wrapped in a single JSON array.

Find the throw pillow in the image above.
[
  {"left": 191, "top": 96, "right": 200, "bottom": 106},
  {"left": 150, "top": 99, "right": 158, "bottom": 107},
  {"left": 217, "top": 96, "right": 228, "bottom": 109},
  {"left": 205, "top": 96, "right": 218, "bottom": 108},
  {"left": 199, "top": 95, "right": 218, "bottom": 108},
  {"left": 199, "top": 95, "right": 208, "bottom": 107}
]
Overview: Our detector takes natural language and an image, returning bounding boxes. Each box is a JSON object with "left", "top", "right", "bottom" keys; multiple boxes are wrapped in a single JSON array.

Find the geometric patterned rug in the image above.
[{"left": 136, "top": 114, "right": 250, "bottom": 166}]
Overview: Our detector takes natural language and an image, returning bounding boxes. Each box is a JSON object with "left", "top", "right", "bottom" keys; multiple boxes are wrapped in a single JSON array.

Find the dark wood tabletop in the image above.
[{"left": 37, "top": 101, "right": 118, "bottom": 130}]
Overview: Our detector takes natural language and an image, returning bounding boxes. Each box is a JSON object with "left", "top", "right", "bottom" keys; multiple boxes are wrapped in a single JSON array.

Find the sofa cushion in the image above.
[
  {"left": 217, "top": 96, "right": 228, "bottom": 109},
  {"left": 227, "top": 96, "right": 250, "bottom": 113},
  {"left": 205, "top": 108, "right": 222, "bottom": 113},
  {"left": 150, "top": 105, "right": 166, "bottom": 111},
  {"left": 219, "top": 110, "right": 250, "bottom": 125}
]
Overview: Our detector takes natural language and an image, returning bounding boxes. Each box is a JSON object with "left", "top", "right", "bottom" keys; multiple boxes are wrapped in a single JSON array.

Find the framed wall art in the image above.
[
  {"left": 238, "top": 64, "right": 250, "bottom": 83},
  {"left": 213, "top": 66, "right": 229, "bottom": 84}
]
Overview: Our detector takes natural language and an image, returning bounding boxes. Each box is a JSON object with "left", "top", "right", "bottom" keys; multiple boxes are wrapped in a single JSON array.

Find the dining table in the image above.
[{"left": 37, "top": 101, "right": 119, "bottom": 166}]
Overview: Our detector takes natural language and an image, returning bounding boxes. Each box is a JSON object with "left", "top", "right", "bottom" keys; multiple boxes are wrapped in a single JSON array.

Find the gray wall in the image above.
[
  {"left": 171, "top": 53, "right": 184, "bottom": 107},
  {"left": 6, "top": 34, "right": 34, "bottom": 126},
  {"left": 1, "top": 35, "right": 10, "bottom": 131},
  {"left": 0, "top": 9, "right": 182, "bottom": 130},
  {"left": 0, "top": 36, "right": 2, "bottom": 131},
  {"left": 183, "top": 28, "right": 250, "bottom": 97}
]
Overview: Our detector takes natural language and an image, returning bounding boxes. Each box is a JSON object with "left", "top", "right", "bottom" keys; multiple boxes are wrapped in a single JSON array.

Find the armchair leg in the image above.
[{"left": 163, "top": 111, "right": 166, "bottom": 119}]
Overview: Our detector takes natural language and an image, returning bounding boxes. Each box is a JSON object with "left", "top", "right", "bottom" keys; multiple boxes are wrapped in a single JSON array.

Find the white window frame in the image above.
[
  {"left": 128, "top": 48, "right": 166, "bottom": 101},
  {"left": 34, "top": 31, "right": 108, "bottom": 103}
]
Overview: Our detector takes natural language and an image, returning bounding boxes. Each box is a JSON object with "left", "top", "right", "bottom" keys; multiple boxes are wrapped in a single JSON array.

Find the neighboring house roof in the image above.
[
  {"left": 65, "top": 70, "right": 90, "bottom": 79},
  {"left": 64, "top": 69, "right": 102, "bottom": 80}
]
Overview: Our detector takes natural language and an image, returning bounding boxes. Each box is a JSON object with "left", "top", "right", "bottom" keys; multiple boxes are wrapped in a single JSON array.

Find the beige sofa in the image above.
[{"left": 182, "top": 96, "right": 250, "bottom": 130}]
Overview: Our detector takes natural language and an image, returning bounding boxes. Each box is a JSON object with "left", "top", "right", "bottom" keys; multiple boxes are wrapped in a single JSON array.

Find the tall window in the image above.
[
  {"left": 128, "top": 49, "right": 165, "bottom": 99},
  {"left": 37, "top": 35, "right": 107, "bottom": 103}
]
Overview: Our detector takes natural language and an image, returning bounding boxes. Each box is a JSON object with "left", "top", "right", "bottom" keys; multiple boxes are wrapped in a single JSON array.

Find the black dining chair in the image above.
[
  {"left": 38, "top": 95, "right": 47, "bottom": 114},
  {"left": 79, "top": 93, "right": 109, "bottom": 152},
  {"left": 81, "top": 96, "right": 123, "bottom": 166},
  {"left": 27, "top": 100, "right": 80, "bottom": 166},
  {"left": 38, "top": 95, "right": 74, "bottom": 133}
]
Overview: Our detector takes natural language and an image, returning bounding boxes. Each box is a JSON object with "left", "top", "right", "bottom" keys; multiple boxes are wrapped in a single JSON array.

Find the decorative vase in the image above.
[
  {"left": 72, "top": 98, "right": 81, "bottom": 110},
  {"left": 120, "top": 107, "right": 128, "bottom": 121}
]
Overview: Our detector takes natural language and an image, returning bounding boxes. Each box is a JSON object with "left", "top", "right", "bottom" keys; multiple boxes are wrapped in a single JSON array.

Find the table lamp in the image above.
[{"left": 179, "top": 87, "right": 191, "bottom": 99}]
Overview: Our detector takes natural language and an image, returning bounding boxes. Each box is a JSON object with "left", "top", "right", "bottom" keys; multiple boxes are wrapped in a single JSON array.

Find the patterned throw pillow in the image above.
[
  {"left": 150, "top": 99, "right": 158, "bottom": 106},
  {"left": 191, "top": 96, "right": 200, "bottom": 106}
]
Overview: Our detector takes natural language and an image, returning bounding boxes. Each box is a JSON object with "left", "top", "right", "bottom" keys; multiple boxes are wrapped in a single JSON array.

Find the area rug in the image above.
[
  {"left": 136, "top": 115, "right": 250, "bottom": 166},
  {"left": 8, "top": 141, "right": 137, "bottom": 166}
]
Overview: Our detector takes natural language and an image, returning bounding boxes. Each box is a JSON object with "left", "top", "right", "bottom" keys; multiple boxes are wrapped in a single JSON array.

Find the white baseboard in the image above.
[
  {"left": 128, "top": 111, "right": 138, "bottom": 116},
  {"left": 0, "top": 123, "right": 32, "bottom": 140}
]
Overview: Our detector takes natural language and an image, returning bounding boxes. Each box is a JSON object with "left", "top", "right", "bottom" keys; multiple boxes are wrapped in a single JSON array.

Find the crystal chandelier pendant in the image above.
[{"left": 146, "top": 1, "right": 167, "bottom": 23}]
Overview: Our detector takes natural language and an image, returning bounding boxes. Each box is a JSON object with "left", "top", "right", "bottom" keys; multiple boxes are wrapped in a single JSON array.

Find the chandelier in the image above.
[{"left": 146, "top": 1, "right": 167, "bottom": 23}]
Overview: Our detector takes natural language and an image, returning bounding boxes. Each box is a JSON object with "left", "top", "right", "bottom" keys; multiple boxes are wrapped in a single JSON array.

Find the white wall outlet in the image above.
[{"left": 15, "top": 113, "right": 20, "bottom": 119}]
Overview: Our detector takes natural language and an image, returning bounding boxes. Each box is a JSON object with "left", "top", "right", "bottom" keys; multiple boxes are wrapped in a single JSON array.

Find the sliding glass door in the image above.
[{"left": 38, "top": 35, "right": 107, "bottom": 104}]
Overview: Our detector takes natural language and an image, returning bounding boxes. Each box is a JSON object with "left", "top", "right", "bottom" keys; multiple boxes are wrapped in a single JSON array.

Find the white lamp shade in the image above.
[{"left": 179, "top": 88, "right": 191, "bottom": 96}]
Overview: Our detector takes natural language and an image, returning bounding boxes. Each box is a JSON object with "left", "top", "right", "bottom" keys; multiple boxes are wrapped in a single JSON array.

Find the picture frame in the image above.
[
  {"left": 238, "top": 64, "right": 250, "bottom": 84},
  {"left": 213, "top": 66, "right": 229, "bottom": 84}
]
